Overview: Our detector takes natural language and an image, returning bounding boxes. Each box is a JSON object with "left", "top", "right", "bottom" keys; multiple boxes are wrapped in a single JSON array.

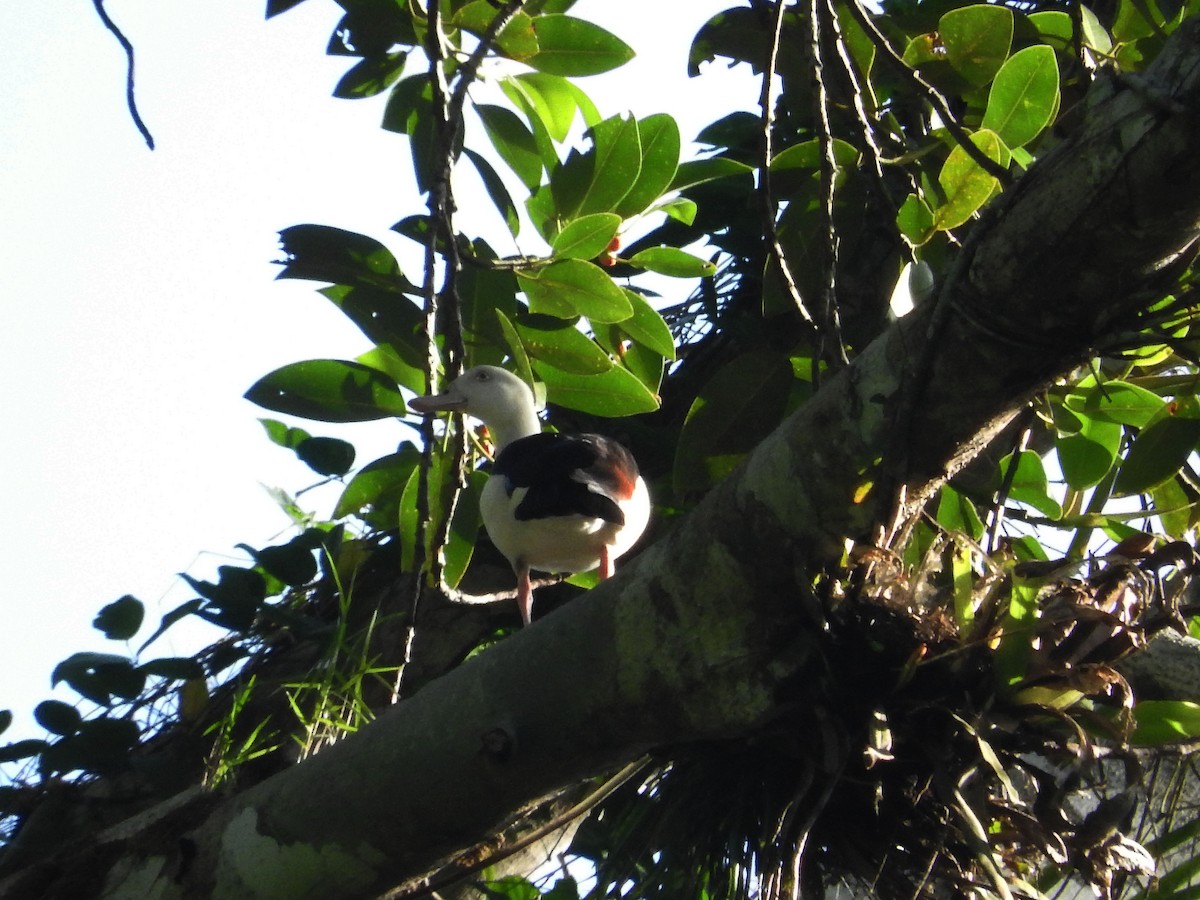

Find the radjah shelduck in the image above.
[{"left": 409, "top": 365, "right": 650, "bottom": 625}]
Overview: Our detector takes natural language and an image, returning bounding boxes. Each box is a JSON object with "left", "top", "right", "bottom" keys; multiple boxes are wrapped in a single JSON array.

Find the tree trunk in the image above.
[{"left": 6, "top": 17, "right": 1200, "bottom": 900}]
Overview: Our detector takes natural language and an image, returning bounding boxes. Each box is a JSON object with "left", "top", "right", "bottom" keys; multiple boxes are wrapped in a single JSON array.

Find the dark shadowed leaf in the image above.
[
  {"left": 34, "top": 700, "right": 82, "bottom": 737},
  {"left": 246, "top": 360, "right": 411, "bottom": 423},
  {"left": 1115, "top": 408, "right": 1200, "bottom": 496},
  {"left": 333, "top": 50, "right": 408, "bottom": 99},
  {"left": 465, "top": 148, "right": 521, "bottom": 236},
  {"left": 674, "top": 352, "right": 793, "bottom": 498},
  {"left": 0, "top": 739, "right": 48, "bottom": 763},
  {"left": 276, "top": 225, "right": 415, "bottom": 292},
  {"left": 668, "top": 157, "right": 755, "bottom": 192},
  {"left": 476, "top": 103, "right": 544, "bottom": 191},
  {"left": 297, "top": 436, "right": 357, "bottom": 476},
  {"left": 137, "top": 657, "right": 206, "bottom": 681},
  {"left": 0, "top": 710, "right": 10, "bottom": 737},
  {"left": 334, "top": 445, "right": 421, "bottom": 523},
  {"left": 92, "top": 595, "right": 145, "bottom": 642},
  {"left": 52, "top": 653, "right": 145, "bottom": 706}
]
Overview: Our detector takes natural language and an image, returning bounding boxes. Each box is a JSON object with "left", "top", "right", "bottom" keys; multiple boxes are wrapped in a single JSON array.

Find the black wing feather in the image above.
[{"left": 494, "top": 433, "right": 638, "bottom": 525}]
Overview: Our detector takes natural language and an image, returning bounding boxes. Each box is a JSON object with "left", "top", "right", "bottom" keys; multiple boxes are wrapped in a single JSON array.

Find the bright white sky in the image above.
[{"left": 0, "top": 1, "right": 755, "bottom": 743}]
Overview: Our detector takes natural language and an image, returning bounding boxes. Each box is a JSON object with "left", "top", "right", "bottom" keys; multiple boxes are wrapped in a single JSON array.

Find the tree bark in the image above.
[{"left": 6, "top": 17, "right": 1200, "bottom": 900}]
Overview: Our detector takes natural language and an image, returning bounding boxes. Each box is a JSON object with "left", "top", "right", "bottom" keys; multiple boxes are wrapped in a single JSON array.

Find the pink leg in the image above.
[
  {"left": 599, "top": 545, "right": 614, "bottom": 580},
  {"left": 517, "top": 563, "right": 534, "bottom": 626}
]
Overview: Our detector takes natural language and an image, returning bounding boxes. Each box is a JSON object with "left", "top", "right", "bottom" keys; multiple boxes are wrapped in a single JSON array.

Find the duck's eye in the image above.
[{"left": 475, "top": 370, "right": 490, "bottom": 381}]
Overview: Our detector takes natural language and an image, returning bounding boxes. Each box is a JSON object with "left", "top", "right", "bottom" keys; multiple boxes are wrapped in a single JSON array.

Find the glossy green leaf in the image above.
[
  {"left": 1000, "top": 449, "right": 1062, "bottom": 519},
  {"left": 501, "top": 72, "right": 580, "bottom": 143},
  {"left": 1080, "top": 4, "right": 1114, "bottom": 55},
  {"left": 981, "top": 45, "right": 1059, "bottom": 149},
  {"left": 553, "top": 114, "right": 641, "bottom": 221},
  {"left": 464, "top": 147, "right": 520, "bottom": 236},
  {"left": 1114, "top": 410, "right": 1200, "bottom": 496},
  {"left": 356, "top": 345, "right": 425, "bottom": 396},
  {"left": 525, "top": 15, "right": 634, "bottom": 76},
  {"left": 614, "top": 114, "right": 681, "bottom": 218},
  {"left": 514, "top": 313, "right": 613, "bottom": 374},
  {"left": 34, "top": 700, "right": 82, "bottom": 737},
  {"left": 246, "top": 360, "right": 410, "bottom": 423},
  {"left": 770, "top": 138, "right": 860, "bottom": 171},
  {"left": 1128, "top": 699, "right": 1200, "bottom": 745},
  {"left": 934, "top": 129, "right": 1007, "bottom": 230},
  {"left": 93, "top": 595, "right": 144, "bottom": 642},
  {"left": 659, "top": 197, "right": 697, "bottom": 225},
  {"left": 939, "top": 4, "right": 1014, "bottom": 87},
  {"left": 334, "top": 446, "right": 419, "bottom": 523},
  {"left": 617, "top": 289, "right": 676, "bottom": 360},
  {"left": 1057, "top": 416, "right": 1121, "bottom": 489},
  {"left": 674, "top": 352, "right": 793, "bottom": 498},
  {"left": 381, "top": 74, "right": 440, "bottom": 191},
  {"left": 516, "top": 259, "right": 633, "bottom": 323},
  {"left": 627, "top": 247, "right": 717, "bottom": 278},
  {"left": 332, "top": 50, "right": 407, "bottom": 99},
  {"left": 259, "top": 418, "right": 310, "bottom": 450},
  {"left": 533, "top": 361, "right": 659, "bottom": 416},
  {"left": 1149, "top": 477, "right": 1195, "bottom": 539},
  {"left": 551, "top": 213, "right": 621, "bottom": 259},
  {"left": 476, "top": 103, "right": 543, "bottom": 191}
]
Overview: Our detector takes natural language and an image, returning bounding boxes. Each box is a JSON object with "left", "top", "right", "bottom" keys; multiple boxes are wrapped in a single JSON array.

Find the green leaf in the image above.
[
  {"left": 320, "top": 284, "right": 425, "bottom": 370},
  {"left": 1080, "top": 379, "right": 1165, "bottom": 428},
  {"left": 616, "top": 289, "right": 676, "bottom": 360},
  {"left": 934, "top": 129, "right": 1007, "bottom": 230},
  {"left": 1000, "top": 449, "right": 1062, "bottom": 519},
  {"left": 674, "top": 352, "right": 793, "bottom": 498},
  {"left": 34, "top": 700, "right": 82, "bottom": 737},
  {"left": 1028, "top": 11, "right": 1073, "bottom": 51},
  {"left": 246, "top": 360, "right": 411, "bottom": 423},
  {"left": 476, "top": 103, "right": 543, "bottom": 191},
  {"left": 1149, "top": 477, "right": 1195, "bottom": 539},
  {"left": 551, "top": 213, "right": 621, "bottom": 259},
  {"left": 897, "top": 193, "right": 935, "bottom": 246},
  {"left": 259, "top": 418, "right": 310, "bottom": 450},
  {"left": 333, "top": 50, "right": 408, "bottom": 99},
  {"left": 658, "top": 197, "right": 697, "bottom": 225},
  {"left": 514, "top": 313, "right": 614, "bottom": 374},
  {"left": 454, "top": 3, "right": 539, "bottom": 59},
  {"left": 276, "top": 225, "right": 415, "bottom": 292},
  {"left": 939, "top": 4, "right": 1014, "bottom": 87},
  {"left": 525, "top": 15, "right": 634, "bottom": 76},
  {"left": 1114, "top": 407, "right": 1200, "bottom": 496},
  {"left": 981, "top": 45, "right": 1059, "bottom": 149},
  {"left": 1057, "top": 416, "right": 1121, "bottom": 489},
  {"left": 1079, "top": 4, "right": 1114, "bottom": 54},
  {"left": 501, "top": 72, "right": 580, "bottom": 144},
  {"left": 494, "top": 309, "right": 537, "bottom": 389},
  {"left": 516, "top": 259, "right": 633, "bottom": 323},
  {"left": 1128, "top": 700, "right": 1200, "bottom": 745},
  {"left": 935, "top": 486, "right": 985, "bottom": 540},
  {"left": 93, "top": 595, "right": 144, "bottom": 642},
  {"left": 627, "top": 247, "right": 716, "bottom": 278},
  {"left": 334, "top": 446, "right": 419, "bottom": 524},
  {"left": 770, "top": 138, "right": 861, "bottom": 171},
  {"left": 464, "top": 147, "right": 520, "bottom": 236},
  {"left": 533, "top": 361, "right": 659, "bottom": 416},
  {"left": 553, "top": 114, "right": 642, "bottom": 221},
  {"left": 614, "top": 114, "right": 681, "bottom": 218},
  {"left": 444, "top": 469, "right": 488, "bottom": 590}
]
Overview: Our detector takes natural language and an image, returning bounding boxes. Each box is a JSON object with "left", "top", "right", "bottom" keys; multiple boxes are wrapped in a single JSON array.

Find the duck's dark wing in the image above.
[{"left": 493, "top": 432, "right": 640, "bottom": 525}]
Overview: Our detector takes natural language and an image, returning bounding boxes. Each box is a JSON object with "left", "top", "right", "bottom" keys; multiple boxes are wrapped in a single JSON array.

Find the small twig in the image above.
[
  {"left": 441, "top": 575, "right": 564, "bottom": 607},
  {"left": 841, "top": 0, "right": 1010, "bottom": 185},
  {"left": 809, "top": 0, "right": 849, "bottom": 368},
  {"left": 985, "top": 406, "right": 1035, "bottom": 553},
  {"left": 91, "top": 0, "right": 155, "bottom": 149},
  {"left": 759, "top": 1, "right": 817, "bottom": 328}
]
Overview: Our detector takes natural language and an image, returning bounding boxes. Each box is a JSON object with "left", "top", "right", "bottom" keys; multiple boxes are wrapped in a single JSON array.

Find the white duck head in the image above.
[{"left": 408, "top": 366, "right": 542, "bottom": 450}]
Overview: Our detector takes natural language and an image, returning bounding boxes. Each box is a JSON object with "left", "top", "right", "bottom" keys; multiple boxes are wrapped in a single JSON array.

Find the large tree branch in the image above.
[{"left": 7, "top": 18, "right": 1200, "bottom": 900}]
